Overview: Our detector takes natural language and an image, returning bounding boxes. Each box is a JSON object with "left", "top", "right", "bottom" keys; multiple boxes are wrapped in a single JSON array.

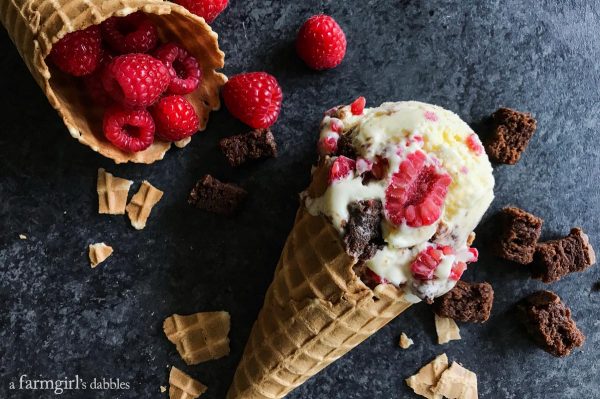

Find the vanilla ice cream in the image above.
[{"left": 303, "top": 100, "right": 495, "bottom": 301}]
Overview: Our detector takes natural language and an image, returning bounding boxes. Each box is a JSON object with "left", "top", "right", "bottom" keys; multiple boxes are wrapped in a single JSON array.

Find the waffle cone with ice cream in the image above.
[
  {"left": 0, "top": 0, "right": 226, "bottom": 163},
  {"left": 227, "top": 100, "right": 495, "bottom": 398}
]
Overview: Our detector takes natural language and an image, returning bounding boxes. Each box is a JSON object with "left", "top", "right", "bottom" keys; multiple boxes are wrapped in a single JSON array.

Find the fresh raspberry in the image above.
[
  {"left": 350, "top": 96, "right": 366, "bottom": 115},
  {"left": 102, "top": 54, "right": 170, "bottom": 107},
  {"left": 385, "top": 151, "right": 452, "bottom": 227},
  {"left": 466, "top": 133, "right": 484, "bottom": 155},
  {"left": 411, "top": 246, "right": 446, "bottom": 280},
  {"left": 49, "top": 25, "right": 102, "bottom": 76},
  {"left": 173, "top": 0, "right": 229, "bottom": 23},
  {"left": 449, "top": 261, "right": 467, "bottom": 281},
  {"left": 153, "top": 43, "right": 202, "bottom": 95},
  {"left": 329, "top": 156, "right": 355, "bottom": 183},
  {"left": 101, "top": 12, "right": 158, "bottom": 54},
  {"left": 83, "top": 51, "right": 114, "bottom": 106},
  {"left": 151, "top": 95, "right": 200, "bottom": 141},
  {"left": 296, "top": 15, "right": 347, "bottom": 70},
  {"left": 222, "top": 72, "right": 282, "bottom": 129},
  {"left": 103, "top": 106, "right": 155, "bottom": 152}
]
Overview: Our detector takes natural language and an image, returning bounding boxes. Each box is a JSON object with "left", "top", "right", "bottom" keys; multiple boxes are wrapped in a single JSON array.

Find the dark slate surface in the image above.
[{"left": 1, "top": 1, "right": 599, "bottom": 398}]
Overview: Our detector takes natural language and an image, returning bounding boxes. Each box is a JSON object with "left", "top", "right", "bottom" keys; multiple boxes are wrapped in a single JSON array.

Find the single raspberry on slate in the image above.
[
  {"left": 222, "top": 72, "right": 282, "bottom": 129},
  {"left": 174, "top": 0, "right": 229, "bottom": 23},
  {"left": 151, "top": 95, "right": 200, "bottom": 141},
  {"left": 350, "top": 96, "right": 366, "bottom": 115},
  {"left": 101, "top": 12, "right": 158, "bottom": 54},
  {"left": 103, "top": 106, "right": 155, "bottom": 152},
  {"left": 296, "top": 14, "right": 347, "bottom": 70},
  {"left": 385, "top": 151, "right": 452, "bottom": 227},
  {"left": 153, "top": 43, "right": 202, "bottom": 95},
  {"left": 49, "top": 25, "right": 102, "bottom": 76},
  {"left": 329, "top": 156, "right": 356, "bottom": 183},
  {"left": 102, "top": 54, "right": 170, "bottom": 107}
]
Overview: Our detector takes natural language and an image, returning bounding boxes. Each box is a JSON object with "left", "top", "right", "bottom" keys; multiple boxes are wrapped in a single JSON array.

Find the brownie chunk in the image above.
[
  {"left": 188, "top": 175, "right": 247, "bottom": 215},
  {"left": 496, "top": 207, "right": 543, "bottom": 264},
  {"left": 343, "top": 200, "right": 383, "bottom": 260},
  {"left": 219, "top": 128, "right": 277, "bottom": 167},
  {"left": 531, "top": 228, "right": 596, "bottom": 283},
  {"left": 433, "top": 280, "right": 494, "bottom": 323},
  {"left": 517, "top": 290, "right": 585, "bottom": 357},
  {"left": 336, "top": 133, "right": 357, "bottom": 158},
  {"left": 486, "top": 107, "right": 537, "bottom": 164}
]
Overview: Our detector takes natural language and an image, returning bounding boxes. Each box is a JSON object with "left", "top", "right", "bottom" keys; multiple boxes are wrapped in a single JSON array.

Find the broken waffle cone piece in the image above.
[
  {"left": 97, "top": 168, "right": 133, "bottom": 214},
  {"left": 406, "top": 353, "right": 449, "bottom": 399},
  {"left": 432, "top": 362, "right": 478, "bottom": 399},
  {"left": 88, "top": 242, "right": 113, "bottom": 268},
  {"left": 169, "top": 367, "right": 207, "bottom": 399},
  {"left": 163, "top": 311, "right": 230, "bottom": 365},
  {"left": 435, "top": 314, "right": 461, "bottom": 344},
  {"left": 126, "top": 180, "right": 163, "bottom": 230},
  {"left": 0, "top": 0, "right": 226, "bottom": 163},
  {"left": 226, "top": 209, "right": 412, "bottom": 399}
]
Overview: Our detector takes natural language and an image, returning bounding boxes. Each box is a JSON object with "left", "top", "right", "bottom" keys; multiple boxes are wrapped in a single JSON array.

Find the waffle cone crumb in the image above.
[
  {"left": 126, "top": 181, "right": 164, "bottom": 230},
  {"left": 97, "top": 168, "right": 133, "bottom": 215},
  {"left": 88, "top": 242, "right": 113, "bottom": 268},
  {"left": 163, "top": 311, "right": 230, "bottom": 365},
  {"left": 169, "top": 367, "right": 207, "bottom": 399},
  {"left": 435, "top": 314, "right": 461, "bottom": 344},
  {"left": 405, "top": 353, "right": 449, "bottom": 399},
  {"left": 432, "top": 362, "right": 478, "bottom": 399},
  {"left": 399, "top": 332, "right": 414, "bottom": 349}
]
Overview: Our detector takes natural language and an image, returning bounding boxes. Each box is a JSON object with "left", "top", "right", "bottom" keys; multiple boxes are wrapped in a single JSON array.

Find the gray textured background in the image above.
[{"left": 1, "top": 0, "right": 600, "bottom": 398}]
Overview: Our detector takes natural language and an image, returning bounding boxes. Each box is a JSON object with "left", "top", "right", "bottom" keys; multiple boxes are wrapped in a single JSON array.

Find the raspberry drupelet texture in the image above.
[
  {"left": 151, "top": 95, "right": 200, "bottom": 141},
  {"left": 103, "top": 106, "right": 155, "bottom": 152},
  {"left": 49, "top": 25, "right": 102, "bottom": 76},
  {"left": 385, "top": 151, "right": 452, "bottom": 228},
  {"left": 296, "top": 14, "right": 347, "bottom": 70},
  {"left": 102, "top": 54, "right": 170, "bottom": 107},
  {"left": 222, "top": 72, "right": 283, "bottom": 129},
  {"left": 83, "top": 50, "right": 114, "bottom": 106},
  {"left": 101, "top": 12, "right": 158, "bottom": 54},
  {"left": 174, "top": 0, "right": 229, "bottom": 24},
  {"left": 153, "top": 43, "right": 202, "bottom": 95}
]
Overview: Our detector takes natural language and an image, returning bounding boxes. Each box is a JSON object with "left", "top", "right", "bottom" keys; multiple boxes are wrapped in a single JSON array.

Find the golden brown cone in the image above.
[
  {"left": 227, "top": 208, "right": 412, "bottom": 399},
  {"left": 0, "top": 0, "right": 227, "bottom": 163}
]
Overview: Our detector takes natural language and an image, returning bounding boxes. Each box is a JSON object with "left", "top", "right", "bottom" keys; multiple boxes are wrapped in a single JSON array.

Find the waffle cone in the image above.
[
  {"left": 227, "top": 209, "right": 412, "bottom": 399},
  {"left": 0, "top": 0, "right": 226, "bottom": 163}
]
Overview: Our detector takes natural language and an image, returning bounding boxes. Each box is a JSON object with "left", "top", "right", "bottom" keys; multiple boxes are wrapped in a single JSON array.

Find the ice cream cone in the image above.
[
  {"left": 227, "top": 208, "right": 412, "bottom": 399},
  {"left": 0, "top": 0, "right": 226, "bottom": 163}
]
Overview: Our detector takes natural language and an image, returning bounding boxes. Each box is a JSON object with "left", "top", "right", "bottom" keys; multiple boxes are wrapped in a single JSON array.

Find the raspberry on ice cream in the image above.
[
  {"left": 101, "top": 12, "right": 158, "bottom": 54},
  {"left": 102, "top": 53, "right": 170, "bottom": 107},
  {"left": 49, "top": 25, "right": 102, "bottom": 76},
  {"left": 304, "top": 100, "right": 495, "bottom": 301}
]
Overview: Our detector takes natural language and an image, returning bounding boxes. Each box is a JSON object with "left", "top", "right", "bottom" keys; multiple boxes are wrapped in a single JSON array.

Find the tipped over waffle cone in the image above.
[
  {"left": 0, "top": 0, "right": 226, "bottom": 163},
  {"left": 227, "top": 209, "right": 412, "bottom": 399}
]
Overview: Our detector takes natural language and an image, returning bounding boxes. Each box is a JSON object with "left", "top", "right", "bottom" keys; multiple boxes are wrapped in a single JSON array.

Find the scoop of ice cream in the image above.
[{"left": 303, "top": 100, "right": 495, "bottom": 301}]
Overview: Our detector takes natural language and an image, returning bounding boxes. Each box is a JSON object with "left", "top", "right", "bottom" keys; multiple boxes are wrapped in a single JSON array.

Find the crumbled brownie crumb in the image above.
[
  {"left": 433, "top": 280, "right": 494, "bottom": 323},
  {"left": 531, "top": 228, "right": 596, "bottom": 283},
  {"left": 496, "top": 206, "right": 543, "bottom": 264},
  {"left": 343, "top": 200, "right": 383, "bottom": 260},
  {"left": 517, "top": 290, "right": 585, "bottom": 357},
  {"left": 485, "top": 107, "right": 537, "bottom": 164},
  {"left": 219, "top": 128, "right": 277, "bottom": 167},
  {"left": 336, "top": 133, "right": 357, "bottom": 158},
  {"left": 188, "top": 175, "right": 247, "bottom": 215}
]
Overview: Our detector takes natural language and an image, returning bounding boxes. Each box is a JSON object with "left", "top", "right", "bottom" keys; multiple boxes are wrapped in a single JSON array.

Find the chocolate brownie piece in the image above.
[
  {"left": 343, "top": 200, "right": 383, "bottom": 260},
  {"left": 517, "top": 290, "right": 585, "bottom": 357},
  {"left": 188, "top": 175, "right": 247, "bottom": 215},
  {"left": 433, "top": 280, "right": 494, "bottom": 323},
  {"left": 486, "top": 107, "right": 537, "bottom": 164},
  {"left": 219, "top": 128, "right": 277, "bottom": 167},
  {"left": 336, "top": 133, "right": 357, "bottom": 159},
  {"left": 496, "top": 207, "right": 543, "bottom": 264},
  {"left": 531, "top": 228, "right": 596, "bottom": 283}
]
